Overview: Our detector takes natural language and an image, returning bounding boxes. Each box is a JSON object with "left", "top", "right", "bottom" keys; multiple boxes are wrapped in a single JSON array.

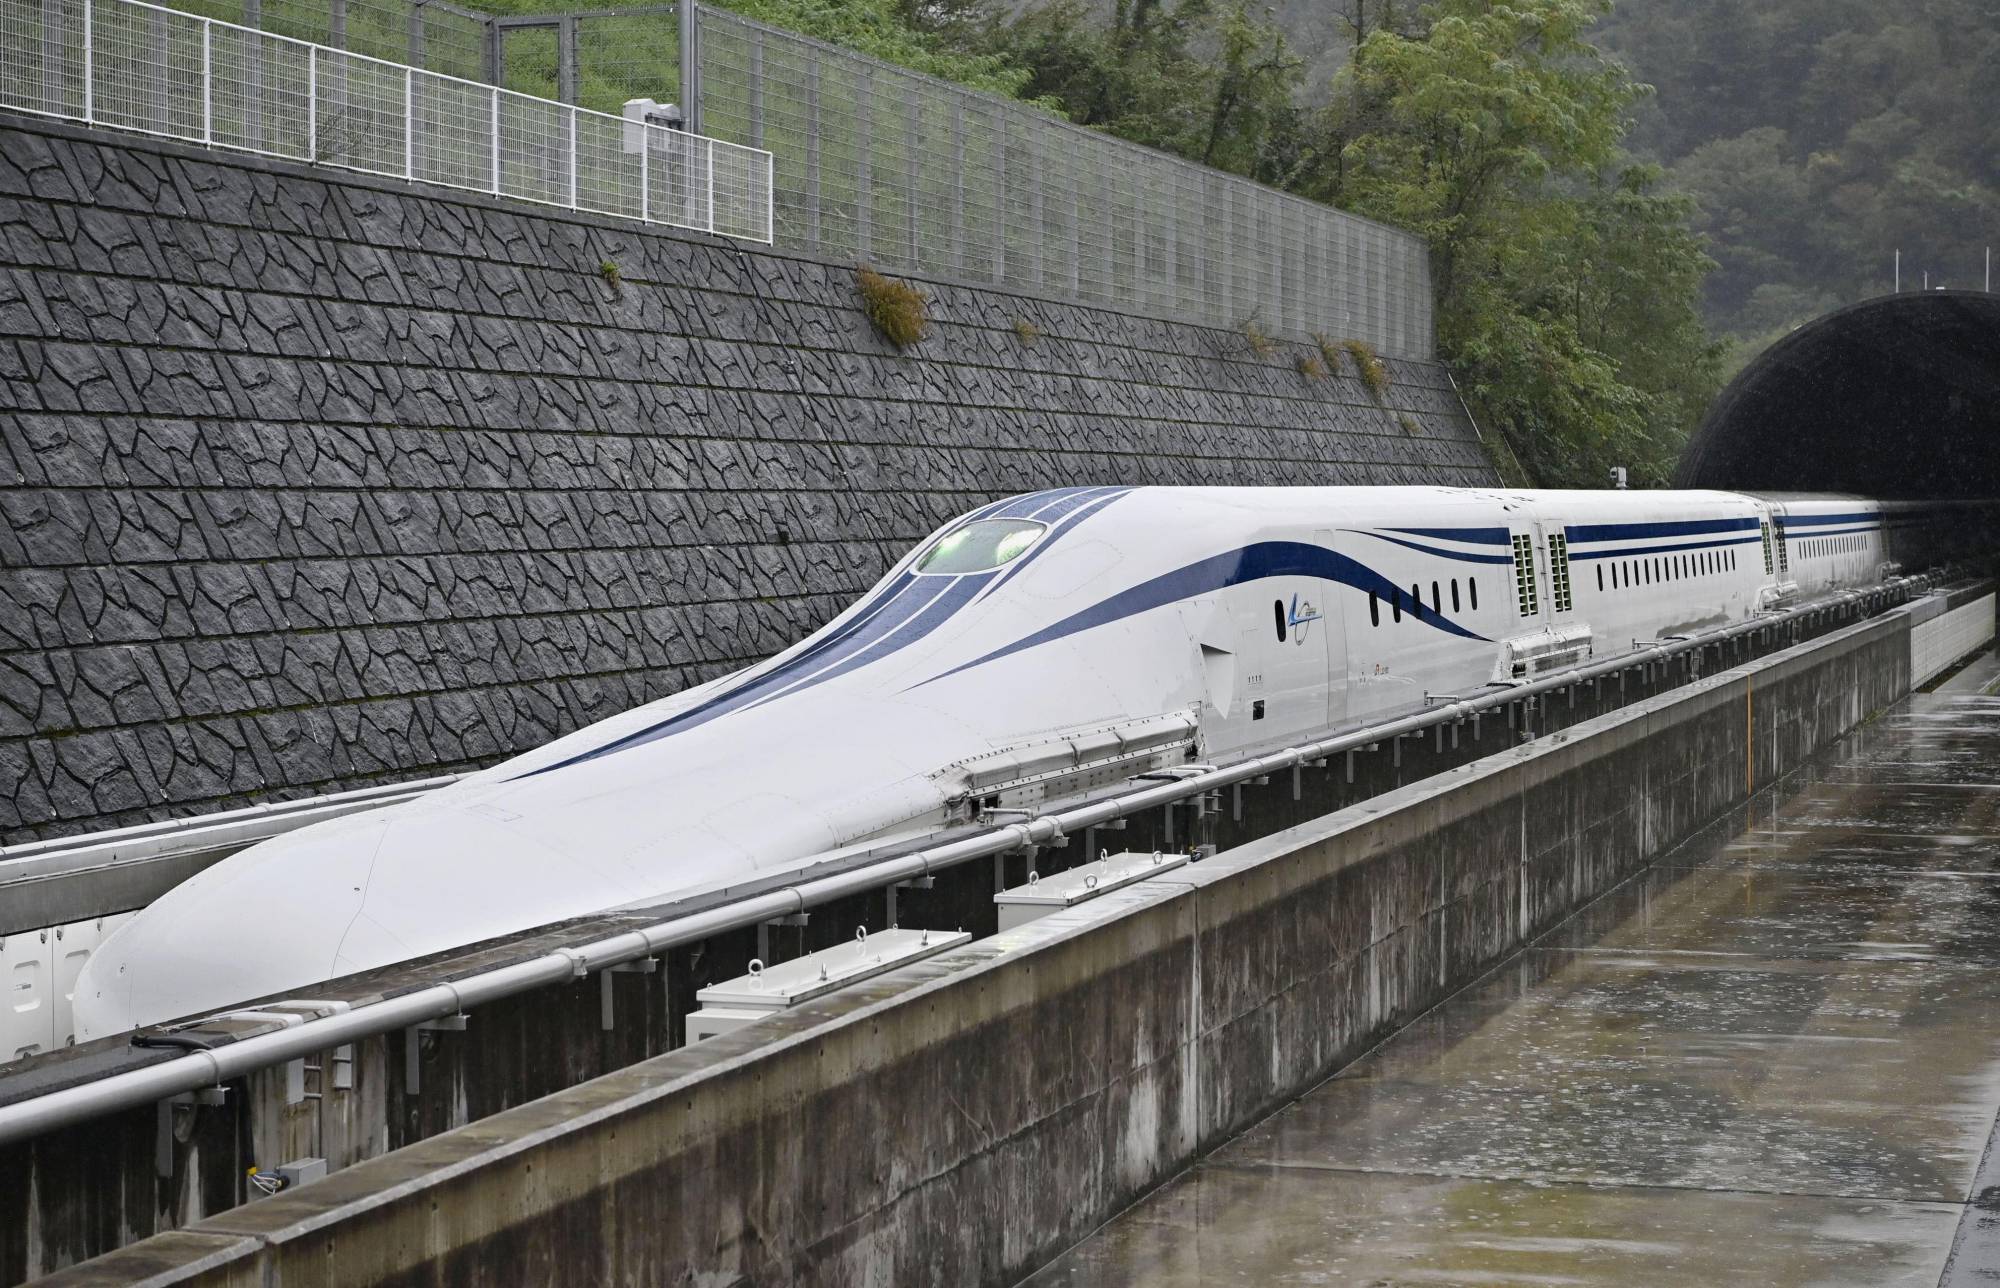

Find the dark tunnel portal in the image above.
[{"left": 1676, "top": 290, "right": 2000, "bottom": 499}]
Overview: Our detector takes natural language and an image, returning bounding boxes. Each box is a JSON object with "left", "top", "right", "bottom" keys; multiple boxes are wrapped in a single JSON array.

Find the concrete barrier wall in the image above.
[
  {"left": 33, "top": 602, "right": 1918, "bottom": 1286},
  {"left": 1913, "top": 592, "right": 1996, "bottom": 687}
]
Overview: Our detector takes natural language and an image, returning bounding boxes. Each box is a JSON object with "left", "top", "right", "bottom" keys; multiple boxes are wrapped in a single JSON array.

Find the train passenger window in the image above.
[
  {"left": 1470, "top": 579, "right": 1479, "bottom": 610},
  {"left": 1392, "top": 589, "right": 1403, "bottom": 623},
  {"left": 1452, "top": 579, "right": 1462, "bottom": 612},
  {"left": 1274, "top": 600, "right": 1287, "bottom": 643},
  {"left": 1370, "top": 592, "right": 1380, "bottom": 627},
  {"left": 1596, "top": 566, "right": 1603, "bottom": 593},
  {"left": 1431, "top": 581, "right": 1441, "bottom": 614},
  {"left": 914, "top": 518, "right": 1048, "bottom": 574},
  {"left": 1410, "top": 584, "right": 1423, "bottom": 619}
]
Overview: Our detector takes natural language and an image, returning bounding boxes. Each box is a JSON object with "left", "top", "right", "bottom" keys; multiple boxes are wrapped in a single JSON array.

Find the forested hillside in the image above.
[
  {"left": 1592, "top": 0, "right": 1999, "bottom": 359},
  {"left": 944, "top": 0, "right": 1721, "bottom": 486}
]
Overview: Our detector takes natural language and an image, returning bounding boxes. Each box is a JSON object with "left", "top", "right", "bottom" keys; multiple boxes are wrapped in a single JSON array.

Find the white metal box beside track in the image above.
[
  {"left": 995, "top": 851, "right": 1191, "bottom": 931},
  {"left": 685, "top": 927, "right": 971, "bottom": 1044}
]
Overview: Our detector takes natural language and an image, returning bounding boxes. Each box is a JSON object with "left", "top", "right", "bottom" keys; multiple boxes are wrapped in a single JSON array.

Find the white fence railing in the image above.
[{"left": 0, "top": 0, "right": 773, "bottom": 241}]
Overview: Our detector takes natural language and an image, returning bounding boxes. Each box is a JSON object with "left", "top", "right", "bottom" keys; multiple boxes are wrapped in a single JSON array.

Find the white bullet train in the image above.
[{"left": 72, "top": 485, "right": 1962, "bottom": 1036}]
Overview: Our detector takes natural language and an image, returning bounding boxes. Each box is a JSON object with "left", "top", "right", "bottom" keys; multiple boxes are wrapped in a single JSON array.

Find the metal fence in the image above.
[
  {"left": 693, "top": 4, "right": 1432, "bottom": 357},
  {"left": 0, "top": 0, "right": 1432, "bottom": 354},
  {"left": 152, "top": 0, "right": 683, "bottom": 118},
  {"left": 0, "top": 0, "right": 772, "bottom": 240}
]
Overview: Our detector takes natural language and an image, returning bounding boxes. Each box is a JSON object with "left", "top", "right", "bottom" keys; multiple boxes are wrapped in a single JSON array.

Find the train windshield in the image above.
[{"left": 915, "top": 518, "right": 1048, "bottom": 574}]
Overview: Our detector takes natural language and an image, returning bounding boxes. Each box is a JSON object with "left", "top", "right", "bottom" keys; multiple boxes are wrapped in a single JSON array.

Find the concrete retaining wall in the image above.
[
  {"left": 0, "top": 112, "right": 1492, "bottom": 842},
  {"left": 31, "top": 598, "right": 1918, "bottom": 1286}
]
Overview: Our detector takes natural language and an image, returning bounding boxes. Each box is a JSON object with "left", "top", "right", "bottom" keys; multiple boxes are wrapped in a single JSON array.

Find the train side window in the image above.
[
  {"left": 1392, "top": 589, "right": 1403, "bottom": 623},
  {"left": 1470, "top": 579, "right": 1479, "bottom": 611},
  {"left": 1370, "top": 591, "right": 1380, "bottom": 627},
  {"left": 1452, "top": 579, "right": 1461, "bottom": 612},
  {"left": 1410, "top": 584, "right": 1423, "bottom": 619},
  {"left": 1274, "top": 599, "right": 1287, "bottom": 643},
  {"left": 1431, "top": 581, "right": 1441, "bottom": 614},
  {"left": 1596, "top": 566, "right": 1603, "bottom": 593}
]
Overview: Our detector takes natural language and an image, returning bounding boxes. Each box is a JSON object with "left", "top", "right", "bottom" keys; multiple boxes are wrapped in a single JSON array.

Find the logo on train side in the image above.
[{"left": 1288, "top": 594, "right": 1322, "bottom": 644}]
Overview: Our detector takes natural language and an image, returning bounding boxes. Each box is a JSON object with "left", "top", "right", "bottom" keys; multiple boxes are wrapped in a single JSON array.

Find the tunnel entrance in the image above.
[{"left": 1676, "top": 290, "right": 2000, "bottom": 498}]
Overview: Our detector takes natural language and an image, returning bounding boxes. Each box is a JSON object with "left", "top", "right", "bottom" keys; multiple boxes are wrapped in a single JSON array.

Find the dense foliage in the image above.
[
  {"left": 1592, "top": 0, "right": 2000, "bottom": 366},
  {"left": 949, "top": 0, "right": 1721, "bottom": 484}
]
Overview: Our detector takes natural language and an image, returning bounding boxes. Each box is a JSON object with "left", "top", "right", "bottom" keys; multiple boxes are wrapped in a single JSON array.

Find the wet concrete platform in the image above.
[{"left": 1027, "top": 654, "right": 2000, "bottom": 1287}]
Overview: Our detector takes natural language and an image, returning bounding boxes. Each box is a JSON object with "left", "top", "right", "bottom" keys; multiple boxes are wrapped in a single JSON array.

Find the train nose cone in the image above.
[{"left": 72, "top": 814, "right": 393, "bottom": 1040}]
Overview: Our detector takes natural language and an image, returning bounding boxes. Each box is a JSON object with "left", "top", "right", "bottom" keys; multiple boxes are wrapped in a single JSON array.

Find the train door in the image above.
[
  {"left": 1185, "top": 573, "right": 1333, "bottom": 759},
  {"left": 1316, "top": 529, "right": 1349, "bottom": 732}
]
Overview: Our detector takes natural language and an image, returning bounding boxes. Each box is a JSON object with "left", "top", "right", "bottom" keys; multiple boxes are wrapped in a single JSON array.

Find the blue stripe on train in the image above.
[
  {"left": 1352, "top": 531, "right": 1515, "bottom": 564},
  {"left": 917, "top": 540, "right": 1489, "bottom": 690},
  {"left": 1565, "top": 516, "right": 1760, "bottom": 543},
  {"left": 1569, "top": 534, "right": 1764, "bottom": 561}
]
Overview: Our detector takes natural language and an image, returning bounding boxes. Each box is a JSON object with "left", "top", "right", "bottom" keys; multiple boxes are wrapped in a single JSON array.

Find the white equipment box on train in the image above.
[
  {"left": 685, "top": 927, "right": 971, "bottom": 1044},
  {"left": 995, "top": 850, "right": 1190, "bottom": 931}
]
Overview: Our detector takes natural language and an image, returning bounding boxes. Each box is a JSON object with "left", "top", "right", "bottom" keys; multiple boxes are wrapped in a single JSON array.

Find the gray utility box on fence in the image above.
[
  {"left": 685, "top": 927, "right": 971, "bottom": 1044},
  {"left": 995, "top": 850, "right": 1190, "bottom": 932}
]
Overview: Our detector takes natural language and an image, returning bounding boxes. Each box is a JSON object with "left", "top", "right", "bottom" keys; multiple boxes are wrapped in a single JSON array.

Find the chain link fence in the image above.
[
  {"left": 0, "top": 0, "right": 771, "bottom": 239},
  {"left": 693, "top": 3, "right": 1431, "bottom": 358},
  {"left": 0, "top": 0, "right": 1433, "bottom": 355}
]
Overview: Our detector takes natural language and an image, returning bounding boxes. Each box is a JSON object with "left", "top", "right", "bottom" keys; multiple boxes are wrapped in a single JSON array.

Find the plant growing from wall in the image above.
[
  {"left": 1341, "top": 338, "right": 1389, "bottom": 400},
  {"left": 1398, "top": 412, "right": 1422, "bottom": 435},
  {"left": 856, "top": 266, "right": 932, "bottom": 348},
  {"left": 1312, "top": 332, "right": 1345, "bottom": 377},
  {"left": 1013, "top": 317, "right": 1043, "bottom": 347},
  {"left": 599, "top": 259, "right": 624, "bottom": 299},
  {"left": 1296, "top": 352, "right": 1328, "bottom": 381},
  {"left": 1242, "top": 320, "right": 1276, "bottom": 357}
]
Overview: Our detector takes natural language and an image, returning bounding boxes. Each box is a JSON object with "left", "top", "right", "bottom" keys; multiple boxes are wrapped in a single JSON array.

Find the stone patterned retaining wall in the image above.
[{"left": 0, "top": 112, "right": 1493, "bottom": 840}]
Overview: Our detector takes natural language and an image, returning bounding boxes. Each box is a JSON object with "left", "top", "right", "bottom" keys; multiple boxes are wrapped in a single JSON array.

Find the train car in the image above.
[{"left": 69, "top": 486, "right": 1962, "bottom": 1036}]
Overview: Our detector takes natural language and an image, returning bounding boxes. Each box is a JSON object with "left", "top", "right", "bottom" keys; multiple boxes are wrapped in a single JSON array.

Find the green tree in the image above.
[{"left": 1302, "top": 0, "right": 1719, "bottom": 484}]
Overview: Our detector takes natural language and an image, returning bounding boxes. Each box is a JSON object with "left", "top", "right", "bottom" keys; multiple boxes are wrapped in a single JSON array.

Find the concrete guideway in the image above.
[{"left": 1029, "top": 654, "right": 2000, "bottom": 1286}]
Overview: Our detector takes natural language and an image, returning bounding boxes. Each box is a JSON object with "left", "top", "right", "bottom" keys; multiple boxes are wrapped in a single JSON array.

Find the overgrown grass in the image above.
[
  {"left": 1312, "top": 332, "right": 1344, "bottom": 378},
  {"left": 1341, "top": 338, "right": 1389, "bottom": 400},
  {"left": 856, "top": 266, "right": 931, "bottom": 348},
  {"left": 1296, "top": 352, "right": 1327, "bottom": 381}
]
